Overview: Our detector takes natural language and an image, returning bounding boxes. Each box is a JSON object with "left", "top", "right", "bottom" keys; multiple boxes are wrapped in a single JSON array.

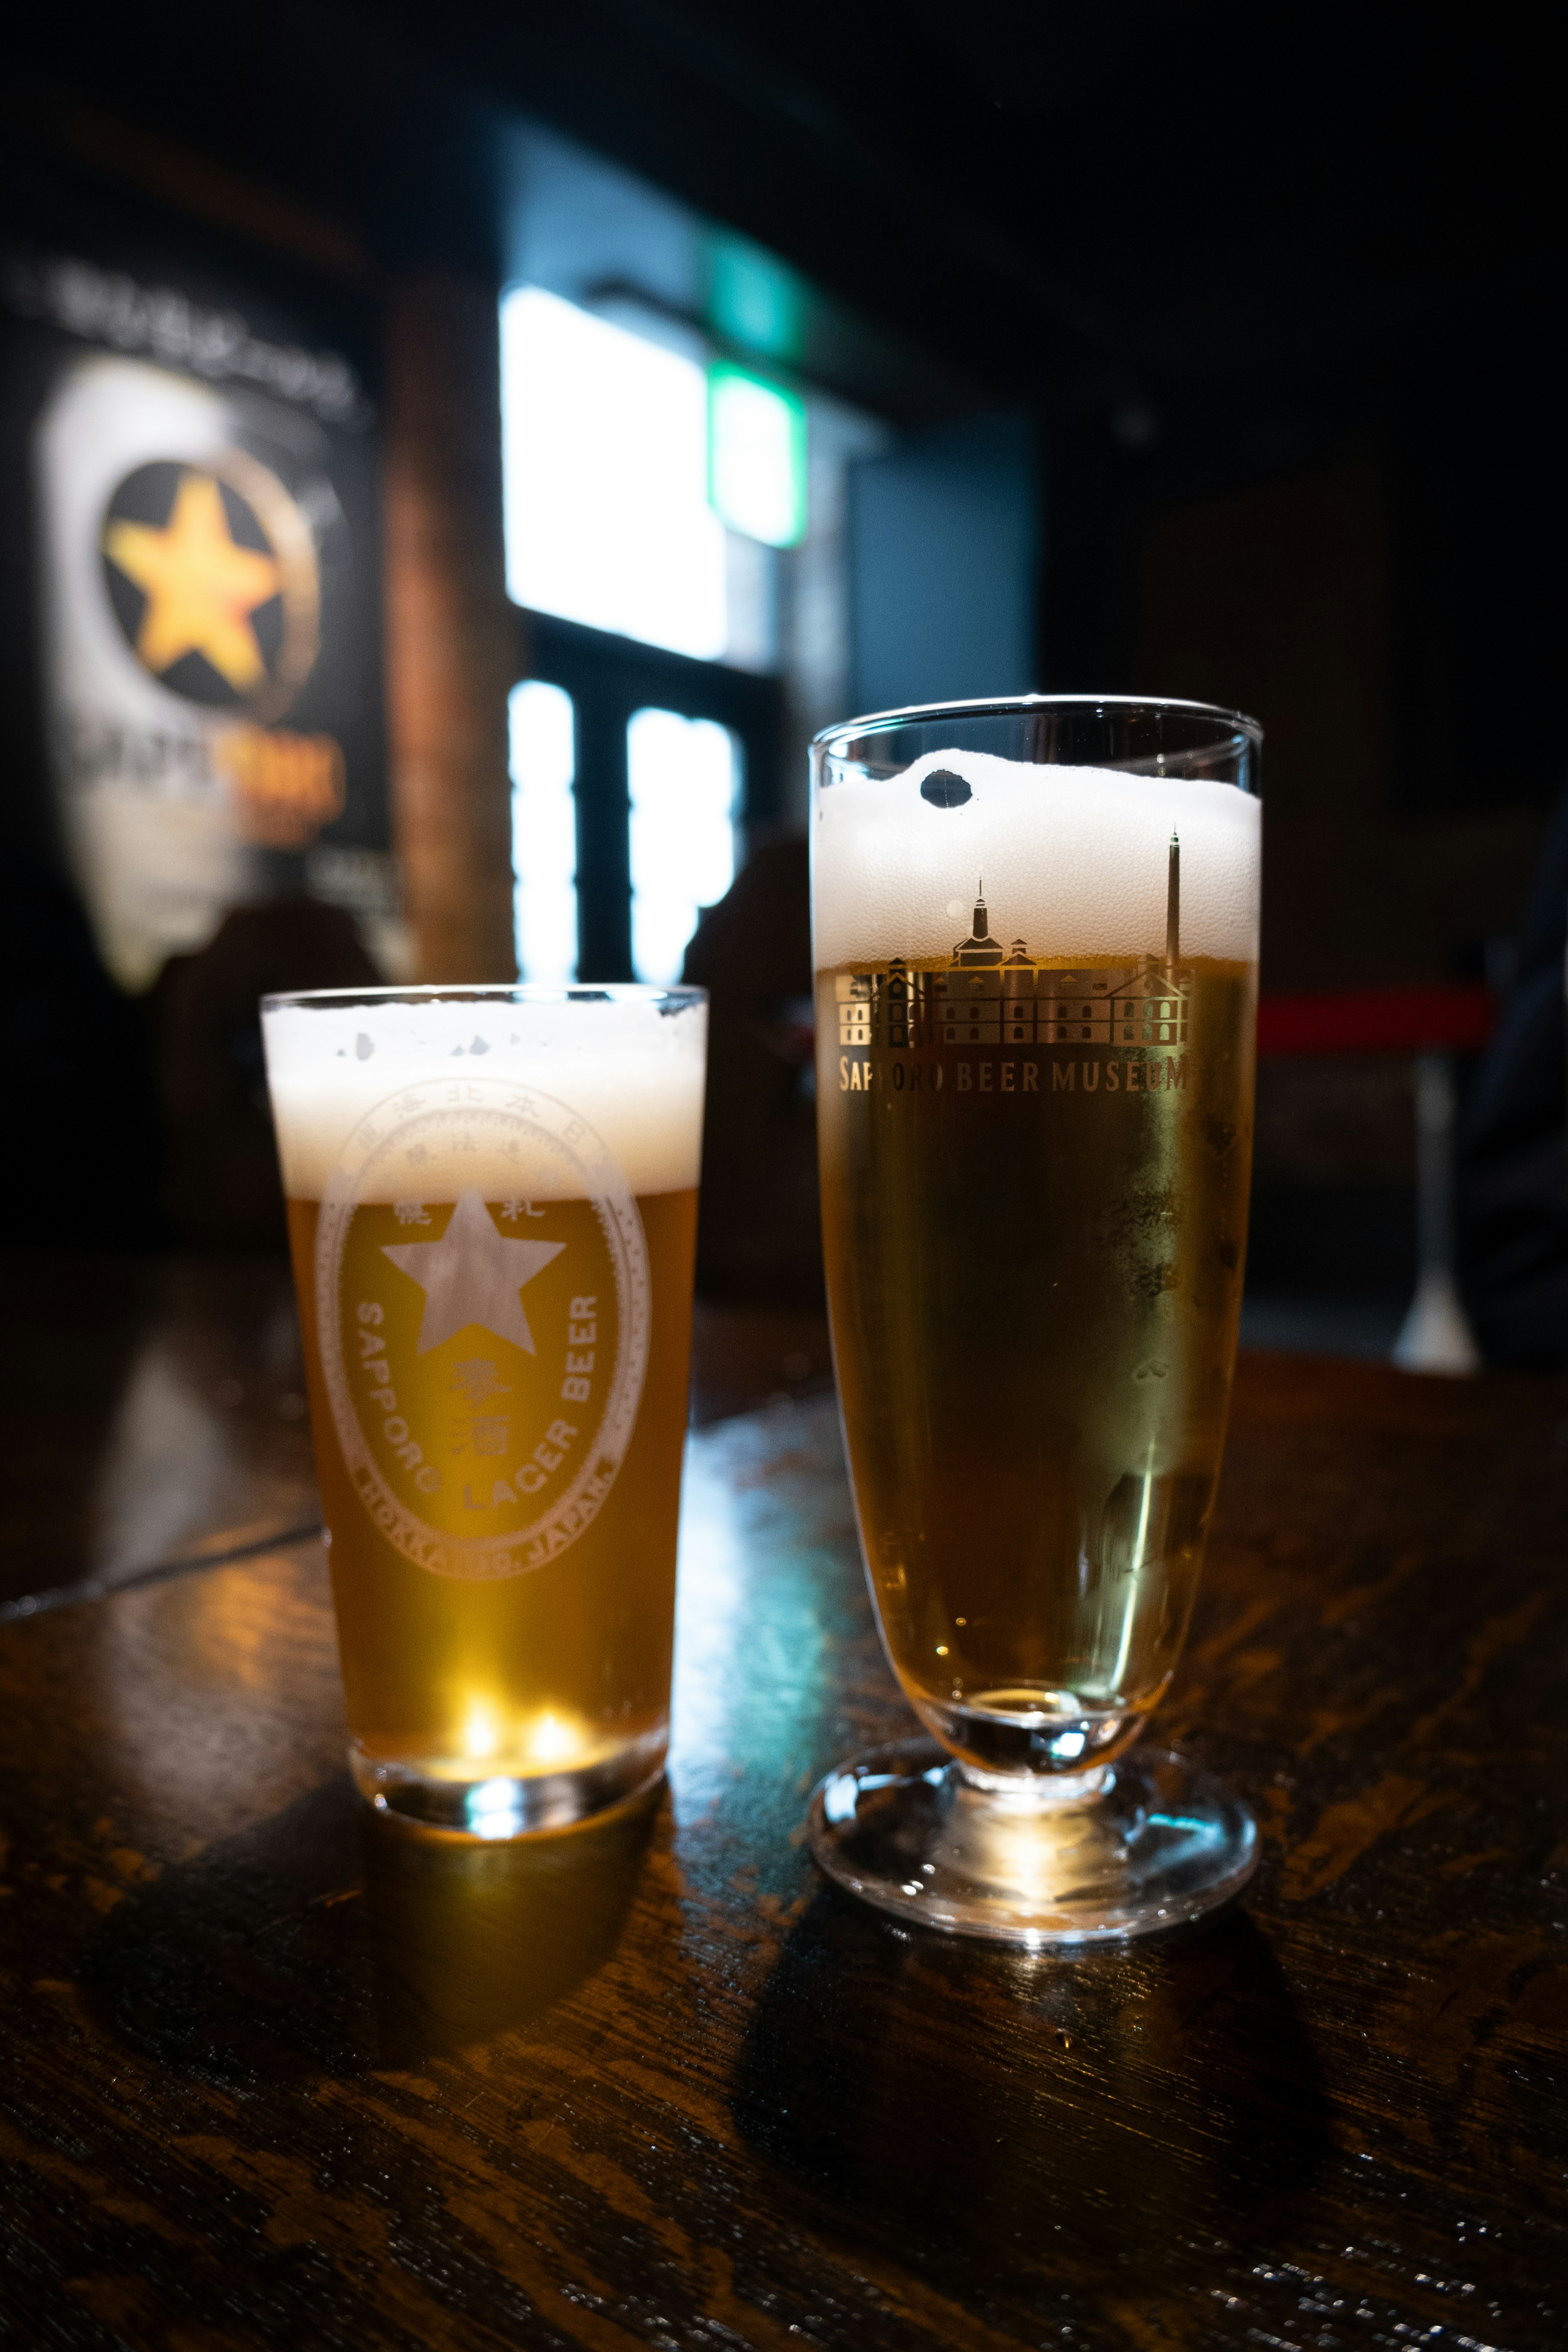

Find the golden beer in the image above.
[
  {"left": 263, "top": 986, "right": 706, "bottom": 1834},
  {"left": 807, "top": 698, "right": 1262, "bottom": 1943},
  {"left": 817, "top": 944, "right": 1254, "bottom": 1774}
]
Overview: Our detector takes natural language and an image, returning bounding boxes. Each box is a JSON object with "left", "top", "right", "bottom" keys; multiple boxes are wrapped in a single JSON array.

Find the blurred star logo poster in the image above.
[{"left": 4, "top": 226, "right": 392, "bottom": 989}]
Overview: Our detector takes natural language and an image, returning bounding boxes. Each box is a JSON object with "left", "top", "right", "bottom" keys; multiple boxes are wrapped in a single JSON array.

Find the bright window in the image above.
[
  {"left": 510, "top": 679, "right": 578, "bottom": 982},
  {"left": 628, "top": 707, "right": 739, "bottom": 983},
  {"left": 501, "top": 285, "right": 727, "bottom": 659}
]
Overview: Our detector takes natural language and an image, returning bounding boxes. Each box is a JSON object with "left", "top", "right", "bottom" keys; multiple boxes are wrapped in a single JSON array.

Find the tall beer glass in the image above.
[
  {"left": 261, "top": 984, "right": 706, "bottom": 1837},
  {"left": 808, "top": 698, "right": 1261, "bottom": 1941}
]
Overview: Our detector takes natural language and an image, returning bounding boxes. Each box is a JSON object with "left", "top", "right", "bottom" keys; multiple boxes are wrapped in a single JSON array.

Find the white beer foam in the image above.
[
  {"left": 813, "top": 751, "right": 1260, "bottom": 968},
  {"left": 262, "top": 993, "right": 706, "bottom": 1201}
]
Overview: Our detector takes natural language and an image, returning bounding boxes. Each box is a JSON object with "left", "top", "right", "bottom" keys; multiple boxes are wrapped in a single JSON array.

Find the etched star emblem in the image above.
[{"left": 381, "top": 1188, "right": 564, "bottom": 1356}]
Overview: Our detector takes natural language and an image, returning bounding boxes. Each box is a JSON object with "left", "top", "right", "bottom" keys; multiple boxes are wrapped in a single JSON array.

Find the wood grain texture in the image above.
[{"left": 2, "top": 1352, "right": 1566, "bottom": 2348}]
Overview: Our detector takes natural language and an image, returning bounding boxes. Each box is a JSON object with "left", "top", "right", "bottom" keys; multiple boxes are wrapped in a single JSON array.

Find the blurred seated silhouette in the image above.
[
  {"left": 1, "top": 843, "right": 163, "bottom": 1247},
  {"left": 152, "top": 899, "right": 379, "bottom": 1252},
  {"left": 682, "top": 837, "right": 823, "bottom": 1307},
  {"left": 1457, "top": 784, "right": 1568, "bottom": 1370}
]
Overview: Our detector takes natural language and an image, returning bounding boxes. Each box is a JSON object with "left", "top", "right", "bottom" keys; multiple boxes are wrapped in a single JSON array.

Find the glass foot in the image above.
[
  {"left": 807, "top": 1737, "right": 1257, "bottom": 1946},
  {"left": 350, "top": 1729, "right": 666, "bottom": 1839}
]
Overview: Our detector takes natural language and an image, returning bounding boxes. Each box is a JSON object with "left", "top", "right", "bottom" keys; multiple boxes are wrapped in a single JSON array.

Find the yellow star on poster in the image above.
[{"left": 104, "top": 471, "right": 281, "bottom": 692}]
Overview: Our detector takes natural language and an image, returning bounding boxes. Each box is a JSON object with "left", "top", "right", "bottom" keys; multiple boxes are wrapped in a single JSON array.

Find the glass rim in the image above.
[
  {"left": 811, "top": 692, "right": 1264, "bottom": 755},
  {"left": 260, "top": 981, "right": 707, "bottom": 1013}
]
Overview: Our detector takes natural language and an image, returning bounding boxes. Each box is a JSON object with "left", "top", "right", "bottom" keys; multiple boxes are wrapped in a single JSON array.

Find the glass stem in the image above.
[{"left": 952, "top": 1758, "right": 1113, "bottom": 1808}]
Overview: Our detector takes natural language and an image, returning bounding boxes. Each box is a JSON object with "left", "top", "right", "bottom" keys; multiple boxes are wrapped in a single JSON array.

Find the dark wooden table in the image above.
[{"left": 2, "top": 1252, "right": 1566, "bottom": 2349}]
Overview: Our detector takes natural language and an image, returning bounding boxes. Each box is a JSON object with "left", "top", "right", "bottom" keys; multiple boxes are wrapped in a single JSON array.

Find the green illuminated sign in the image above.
[
  {"left": 706, "top": 363, "right": 807, "bottom": 548},
  {"left": 706, "top": 236, "right": 805, "bottom": 365}
]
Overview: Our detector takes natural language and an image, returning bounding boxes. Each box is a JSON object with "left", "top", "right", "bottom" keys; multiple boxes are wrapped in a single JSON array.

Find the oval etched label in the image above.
[{"left": 315, "top": 1079, "right": 650, "bottom": 1579}]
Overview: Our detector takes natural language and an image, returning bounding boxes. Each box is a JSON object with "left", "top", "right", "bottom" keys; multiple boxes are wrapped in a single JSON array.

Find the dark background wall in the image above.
[
  {"left": 4, "top": 0, "right": 1563, "bottom": 1298},
  {"left": 9, "top": 2, "right": 1564, "bottom": 980}
]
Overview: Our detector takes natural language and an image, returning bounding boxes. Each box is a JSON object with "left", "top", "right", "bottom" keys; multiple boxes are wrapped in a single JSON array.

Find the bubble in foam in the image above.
[
  {"left": 261, "top": 992, "right": 706, "bottom": 1203},
  {"left": 813, "top": 749, "right": 1259, "bottom": 970}
]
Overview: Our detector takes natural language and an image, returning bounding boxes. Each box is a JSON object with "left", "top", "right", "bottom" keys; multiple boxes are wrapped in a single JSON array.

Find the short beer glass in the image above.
[
  {"left": 808, "top": 697, "right": 1261, "bottom": 1940},
  {"left": 261, "top": 984, "right": 706, "bottom": 1836}
]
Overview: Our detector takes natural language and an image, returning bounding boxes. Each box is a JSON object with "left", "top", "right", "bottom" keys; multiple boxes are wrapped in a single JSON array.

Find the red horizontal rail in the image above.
[{"left": 1256, "top": 983, "right": 1495, "bottom": 1058}]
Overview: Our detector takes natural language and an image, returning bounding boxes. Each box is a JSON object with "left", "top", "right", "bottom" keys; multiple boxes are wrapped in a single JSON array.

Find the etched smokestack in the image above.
[
  {"left": 953, "top": 878, "right": 1004, "bottom": 967},
  {"left": 1166, "top": 833, "right": 1180, "bottom": 967}
]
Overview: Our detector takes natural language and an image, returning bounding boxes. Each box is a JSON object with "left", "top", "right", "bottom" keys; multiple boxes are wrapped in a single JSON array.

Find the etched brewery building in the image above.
[{"left": 837, "top": 835, "right": 1190, "bottom": 1051}]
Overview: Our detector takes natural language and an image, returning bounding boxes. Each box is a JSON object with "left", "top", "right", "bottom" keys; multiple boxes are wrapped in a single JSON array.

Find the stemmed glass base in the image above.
[{"left": 807, "top": 1738, "right": 1257, "bottom": 1946}]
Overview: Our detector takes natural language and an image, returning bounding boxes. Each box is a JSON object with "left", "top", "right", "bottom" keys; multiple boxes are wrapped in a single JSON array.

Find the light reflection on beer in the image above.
[
  {"left": 459, "top": 1695, "right": 501, "bottom": 1761},
  {"left": 525, "top": 1708, "right": 584, "bottom": 1765},
  {"left": 448, "top": 1693, "right": 600, "bottom": 1773}
]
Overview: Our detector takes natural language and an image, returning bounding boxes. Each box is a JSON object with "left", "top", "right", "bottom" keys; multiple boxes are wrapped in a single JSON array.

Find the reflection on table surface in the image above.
[
  {"left": 0, "top": 1247, "right": 835, "bottom": 1613},
  {"left": 2, "top": 1251, "right": 317, "bottom": 1611},
  {"left": 1, "top": 1257, "right": 1566, "bottom": 2347}
]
